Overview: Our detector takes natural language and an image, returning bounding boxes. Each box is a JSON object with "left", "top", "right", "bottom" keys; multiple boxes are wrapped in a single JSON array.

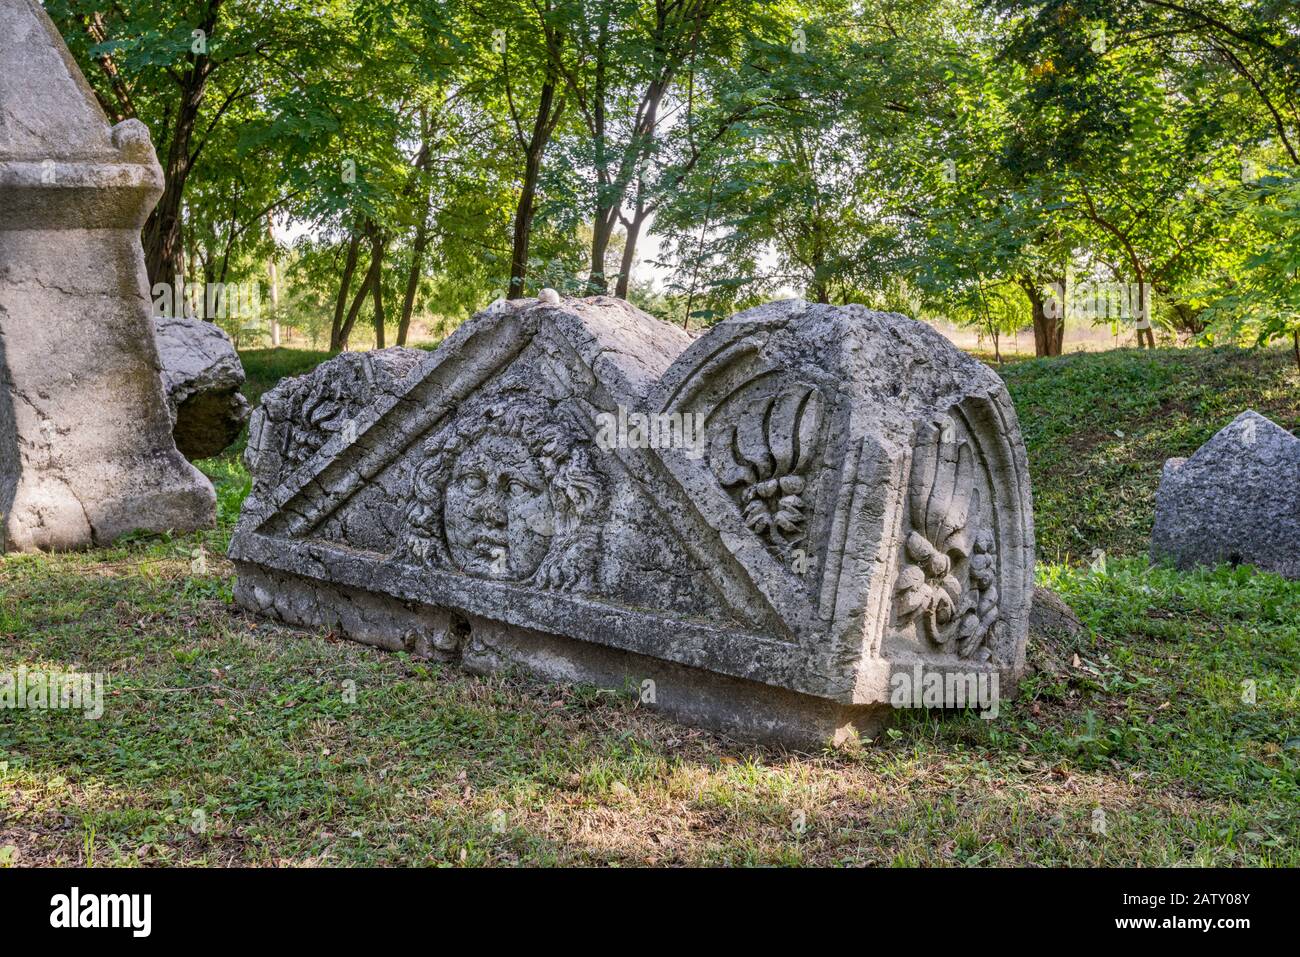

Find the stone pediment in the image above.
[{"left": 231, "top": 295, "right": 1035, "bottom": 742}]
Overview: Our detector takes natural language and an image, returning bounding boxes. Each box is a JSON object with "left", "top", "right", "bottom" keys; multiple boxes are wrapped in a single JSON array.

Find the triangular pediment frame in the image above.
[{"left": 231, "top": 299, "right": 888, "bottom": 701}]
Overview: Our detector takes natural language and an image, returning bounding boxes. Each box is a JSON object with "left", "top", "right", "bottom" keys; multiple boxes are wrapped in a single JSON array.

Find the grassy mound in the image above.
[{"left": 1001, "top": 346, "right": 1300, "bottom": 562}]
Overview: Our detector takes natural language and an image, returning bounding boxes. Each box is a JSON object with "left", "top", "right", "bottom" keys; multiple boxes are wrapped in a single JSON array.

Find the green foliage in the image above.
[
  {"left": 1201, "top": 173, "right": 1300, "bottom": 362},
  {"left": 40, "top": 0, "right": 1300, "bottom": 349}
]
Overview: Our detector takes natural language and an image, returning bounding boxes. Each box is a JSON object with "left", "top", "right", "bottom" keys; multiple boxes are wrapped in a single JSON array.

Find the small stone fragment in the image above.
[{"left": 153, "top": 315, "right": 250, "bottom": 460}]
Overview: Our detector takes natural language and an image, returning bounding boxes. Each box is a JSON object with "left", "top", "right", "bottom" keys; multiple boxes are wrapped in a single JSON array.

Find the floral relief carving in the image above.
[{"left": 895, "top": 415, "right": 1002, "bottom": 661}]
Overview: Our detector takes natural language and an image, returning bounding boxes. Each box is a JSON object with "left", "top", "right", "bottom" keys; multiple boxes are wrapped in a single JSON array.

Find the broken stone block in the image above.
[
  {"left": 153, "top": 315, "right": 250, "bottom": 460},
  {"left": 1151, "top": 410, "right": 1300, "bottom": 579},
  {"left": 0, "top": 0, "right": 215, "bottom": 551},
  {"left": 230, "top": 296, "right": 1035, "bottom": 747}
]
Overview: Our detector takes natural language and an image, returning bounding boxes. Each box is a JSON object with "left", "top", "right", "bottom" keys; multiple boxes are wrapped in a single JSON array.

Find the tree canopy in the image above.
[{"left": 48, "top": 0, "right": 1300, "bottom": 358}]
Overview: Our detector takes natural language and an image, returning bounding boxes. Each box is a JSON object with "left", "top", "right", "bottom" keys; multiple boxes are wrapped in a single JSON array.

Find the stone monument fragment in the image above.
[
  {"left": 231, "top": 295, "right": 1035, "bottom": 746},
  {"left": 154, "top": 315, "right": 250, "bottom": 460},
  {"left": 1151, "top": 410, "right": 1300, "bottom": 579},
  {"left": 0, "top": 0, "right": 215, "bottom": 551}
]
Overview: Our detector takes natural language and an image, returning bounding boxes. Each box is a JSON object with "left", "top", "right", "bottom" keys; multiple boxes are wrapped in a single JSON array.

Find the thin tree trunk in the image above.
[
  {"left": 1135, "top": 275, "right": 1155, "bottom": 348},
  {"left": 398, "top": 219, "right": 428, "bottom": 346},
  {"left": 266, "top": 216, "right": 281, "bottom": 347},
  {"left": 509, "top": 78, "right": 562, "bottom": 299},
  {"left": 337, "top": 254, "right": 377, "bottom": 352},
  {"left": 586, "top": 215, "right": 616, "bottom": 295},
  {"left": 370, "top": 230, "right": 386, "bottom": 349},
  {"left": 614, "top": 195, "right": 648, "bottom": 300},
  {"left": 398, "top": 107, "right": 434, "bottom": 340},
  {"left": 330, "top": 230, "right": 364, "bottom": 350},
  {"left": 142, "top": 1, "right": 220, "bottom": 294}
]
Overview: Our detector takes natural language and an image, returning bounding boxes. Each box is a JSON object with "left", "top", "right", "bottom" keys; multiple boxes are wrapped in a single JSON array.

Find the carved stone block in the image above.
[
  {"left": 230, "top": 296, "right": 1035, "bottom": 746},
  {"left": 0, "top": 0, "right": 215, "bottom": 551}
]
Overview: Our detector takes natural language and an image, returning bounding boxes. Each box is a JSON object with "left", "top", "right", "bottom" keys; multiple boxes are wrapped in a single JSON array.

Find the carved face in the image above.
[{"left": 442, "top": 433, "right": 554, "bottom": 580}]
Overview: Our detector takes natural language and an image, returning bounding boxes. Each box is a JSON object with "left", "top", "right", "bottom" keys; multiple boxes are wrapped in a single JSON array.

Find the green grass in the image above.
[
  {"left": 1, "top": 344, "right": 1298, "bottom": 866},
  {"left": 1002, "top": 345, "right": 1300, "bottom": 563}
]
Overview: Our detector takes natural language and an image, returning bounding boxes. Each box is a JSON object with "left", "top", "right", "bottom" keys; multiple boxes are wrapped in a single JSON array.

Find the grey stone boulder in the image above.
[
  {"left": 0, "top": 0, "right": 214, "bottom": 552},
  {"left": 153, "top": 315, "right": 250, "bottom": 460},
  {"left": 1151, "top": 410, "right": 1300, "bottom": 579},
  {"left": 230, "top": 295, "right": 1036, "bottom": 747}
]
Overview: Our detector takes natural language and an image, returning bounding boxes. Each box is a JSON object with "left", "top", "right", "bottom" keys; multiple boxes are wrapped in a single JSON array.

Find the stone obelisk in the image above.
[{"left": 0, "top": 0, "right": 216, "bottom": 552}]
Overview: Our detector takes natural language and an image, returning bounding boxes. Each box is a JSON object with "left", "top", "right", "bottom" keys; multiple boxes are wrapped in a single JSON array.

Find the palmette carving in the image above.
[
  {"left": 708, "top": 381, "right": 825, "bottom": 560},
  {"left": 895, "top": 415, "right": 1002, "bottom": 661}
]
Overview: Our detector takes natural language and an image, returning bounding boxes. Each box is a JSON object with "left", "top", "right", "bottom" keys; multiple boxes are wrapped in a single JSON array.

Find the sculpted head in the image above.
[
  {"left": 443, "top": 429, "right": 553, "bottom": 579},
  {"left": 404, "top": 401, "right": 604, "bottom": 590}
]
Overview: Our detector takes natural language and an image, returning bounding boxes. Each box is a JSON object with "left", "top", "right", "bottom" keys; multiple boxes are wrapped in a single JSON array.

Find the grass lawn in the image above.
[{"left": 1, "top": 344, "right": 1298, "bottom": 866}]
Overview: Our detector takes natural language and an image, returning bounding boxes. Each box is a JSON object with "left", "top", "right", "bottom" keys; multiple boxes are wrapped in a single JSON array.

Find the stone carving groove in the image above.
[
  {"left": 230, "top": 295, "right": 1035, "bottom": 747},
  {"left": 708, "top": 379, "right": 824, "bottom": 561},
  {"left": 894, "top": 414, "right": 1003, "bottom": 662}
]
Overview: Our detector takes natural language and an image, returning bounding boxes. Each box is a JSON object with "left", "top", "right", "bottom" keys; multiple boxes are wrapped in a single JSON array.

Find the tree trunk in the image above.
[
  {"left": 614, "top": 199, "right": 648, "bottom": 300},
  {"left": 336, "top": 253, "right": 377, "bottom": 352},
  {"left": 1135, "top": 275, "right": 1155, "bottom": 348},
  {"left": 398, "top": 219, "right": 429, "bottom": 346},
  {"left": 509, "top": 78, "right": 561, "bottom": 299},
  {"left": 143, "top": 98, "right": 201, "bottom": 297},
  {"left": 330, "top": 230, "right": 364, "bottom": 350},
  {"left": 370, "top": 230, "right": 386, "bottom": 349},
  {"left": 142, "top": 3, "right": 219, "bottom": 295},
  {"left": 266, "top": 216, "right": 281, "bottom": 347},
  {"left": 1020, "top": 276, "right": 1064, "bottom": 357},
  {"left": 586, "top": 214, "right": 616, "bottom": 296}
]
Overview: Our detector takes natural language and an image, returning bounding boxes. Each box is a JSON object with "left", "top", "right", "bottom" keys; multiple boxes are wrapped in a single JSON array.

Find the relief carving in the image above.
[
  {"left": 895, "top": 415, "right": 1003, "bottom": 662},
  {"left": 276, "top": 375, "right": 352, "bottom": 470},
  {"left": 247, "top": 349, "right": 423, "bottom": 492},
  {"left": 232, "top": 295, "right": 1036, "bottom": 746},
  {"left": 402, "top": 401, "right": 606, "bottom": 591},
  {"left": 708, "top": 380, "right": 825, "bottom": 561}
]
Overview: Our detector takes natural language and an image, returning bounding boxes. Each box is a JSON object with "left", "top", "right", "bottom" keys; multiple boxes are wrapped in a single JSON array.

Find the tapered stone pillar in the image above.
[{"left": 0, "top": 0, "right": 215, "bottom": 551}]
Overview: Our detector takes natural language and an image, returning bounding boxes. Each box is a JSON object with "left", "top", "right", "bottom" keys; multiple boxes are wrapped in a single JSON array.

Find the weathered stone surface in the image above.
[
  {"left": 1029, "top": 586, "right": 1082, "bottom": 640},
  {"left": 154, "top": 315, "right": 251, "bottom": 460},
  {"left": 230, "top": 295, "right": 1035, "bottom": 746},
  {"left": 1151, "top": 410, "right": 1300, "bottom": 579},
  {"left": 1025, "top": 585, "right": 1083, "bottom": 677},
  {"left": 0, "top": 0, "right": 215, "bottom": 551}
]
